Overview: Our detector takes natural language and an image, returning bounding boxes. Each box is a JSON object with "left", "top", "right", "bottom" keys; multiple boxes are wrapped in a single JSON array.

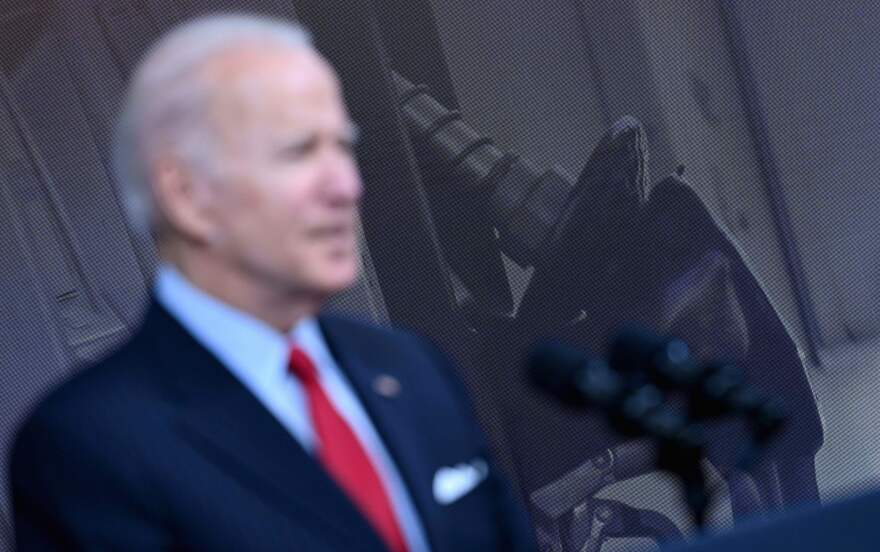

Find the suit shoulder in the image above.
[
  {"left": 9, "top": 334, "right": 170, "bottom": 536},
  {"left": 319, "top": 314, "right": 461, "bottom": 377},
  {"left": 15, "top": 331, "right": 159, "bottom": 446},
  {"left": 319, "top": 313, "right": 475, "bottom": 410},
  {"left": 318, "top": 313, "right": 425, "bottom": 351},
  {"left": 318, "top": 312, "right": 394, "bottom": 336}
]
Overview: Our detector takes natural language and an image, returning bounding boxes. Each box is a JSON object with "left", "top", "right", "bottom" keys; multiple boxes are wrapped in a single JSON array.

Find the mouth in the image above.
[
  {"left": 311, "top": 224, "right": 354, "bottom": 238},
  {"left": 309, "top": 224, "right": 358, "bottom": 250}
]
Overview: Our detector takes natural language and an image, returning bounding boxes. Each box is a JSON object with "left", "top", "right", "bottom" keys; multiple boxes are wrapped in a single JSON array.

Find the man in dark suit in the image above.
[{"left": 10, "top": 14, "right": 535, "bottom": 551}]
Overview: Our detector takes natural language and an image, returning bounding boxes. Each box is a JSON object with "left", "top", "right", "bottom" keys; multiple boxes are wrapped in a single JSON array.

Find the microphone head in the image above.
[
  {"left": 608, "top": 326, "right": 665, "bottom": 375},
  {"left": 528, "top": 341, "right": 621, "bottom": 407},
  {"left": 528, "top": 341, "right": 587, "bottom": 404},
  {"left": 609, "top": 326, "right": 700, "bottom": 388}
]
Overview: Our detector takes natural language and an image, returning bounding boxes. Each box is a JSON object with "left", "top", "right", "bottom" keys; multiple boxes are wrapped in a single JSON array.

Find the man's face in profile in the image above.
[{"left": 193, "top": 45, "right": 363, "bottom": 299}]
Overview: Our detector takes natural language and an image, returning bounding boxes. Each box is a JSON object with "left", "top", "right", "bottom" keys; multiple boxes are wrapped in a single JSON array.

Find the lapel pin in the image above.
[{"left": 373, "top": 374, "right": 401, "bottom": 398}]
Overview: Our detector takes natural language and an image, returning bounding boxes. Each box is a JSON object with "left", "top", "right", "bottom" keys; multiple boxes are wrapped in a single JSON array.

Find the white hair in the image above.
[{"left": 113, "top": 13, "right": 312, "bottom": 236}]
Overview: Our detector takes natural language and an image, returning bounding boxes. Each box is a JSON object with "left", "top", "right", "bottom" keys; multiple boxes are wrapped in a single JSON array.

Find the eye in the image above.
[
  {"left": 278, "top": 137, "right": 319, "bottom": 160},
  {"left": 337, "top": 136, "right": 357, "bottom": 154}
]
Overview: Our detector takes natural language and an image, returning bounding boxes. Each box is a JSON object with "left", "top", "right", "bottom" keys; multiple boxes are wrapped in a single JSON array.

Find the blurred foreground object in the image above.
[
  {"left": 667, "top": 489, "right": 880, "bottom": 552},
  {"left": 530, "top": 329, "right": 786, "bottom": 532}
]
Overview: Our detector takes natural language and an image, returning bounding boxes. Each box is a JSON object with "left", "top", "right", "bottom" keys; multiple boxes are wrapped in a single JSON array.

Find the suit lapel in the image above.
[
  {"left": 142, "top": 302, "right": 386, "bottom": 551},
  {"left": 318, "top": 315, "right": 444, "bottom": 551}
]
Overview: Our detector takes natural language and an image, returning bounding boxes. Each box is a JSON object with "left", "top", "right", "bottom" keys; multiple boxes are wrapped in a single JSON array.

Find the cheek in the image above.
[
  {"left": 272, "top": 191, "right": 319, "bottom": 257},
  {"left": 212, "top": 187, "right": 282, "bottom": 257},
  {"left": 219, "top": 168, "right": 321, "bottom": 255},
  {"left": 238, "top": 176, "right": 302, "bottom": 233}
]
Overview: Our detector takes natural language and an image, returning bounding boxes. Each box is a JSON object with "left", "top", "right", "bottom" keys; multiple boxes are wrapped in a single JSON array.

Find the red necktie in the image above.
[{"left": 288, "top": 346, "right": 409, "bottom": 552}]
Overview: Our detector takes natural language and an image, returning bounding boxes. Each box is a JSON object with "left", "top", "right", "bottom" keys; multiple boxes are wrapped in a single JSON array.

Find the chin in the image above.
[{"left": 316, "top": 262, "right": 360, "bottom": 294}]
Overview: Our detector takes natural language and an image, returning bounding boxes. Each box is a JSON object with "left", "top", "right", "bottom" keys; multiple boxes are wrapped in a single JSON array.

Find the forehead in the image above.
[{"left": 201, "top": 45, "right": 347, "bottom": 139}]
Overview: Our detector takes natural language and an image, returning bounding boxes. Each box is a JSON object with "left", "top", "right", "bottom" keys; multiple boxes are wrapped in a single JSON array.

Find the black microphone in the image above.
[
  {"left": 528, "top": 341, "right": 623, "bottom": 409},
  {"left": 529, "top": 339, "right": 712, "bottom": 527},
  {"left": 608, "top": 326, "right": 704, "bottom": 389}
]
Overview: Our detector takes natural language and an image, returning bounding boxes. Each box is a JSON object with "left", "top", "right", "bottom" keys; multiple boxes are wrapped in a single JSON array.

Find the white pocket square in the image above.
[{"left": 432, "top": 458, "right": 489, "bottom": 505}]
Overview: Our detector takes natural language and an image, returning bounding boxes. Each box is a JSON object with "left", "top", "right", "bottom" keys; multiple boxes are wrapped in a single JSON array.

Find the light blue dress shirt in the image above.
[{"left": 155, "top": 264, "right": 430, "bottom": 552}]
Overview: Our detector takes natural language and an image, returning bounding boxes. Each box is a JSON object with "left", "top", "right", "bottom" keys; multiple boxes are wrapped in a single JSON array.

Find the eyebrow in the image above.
[
  {"left": 274, "top": 124, "right": 361, "bottom": 155},
  {"left": 280, "top": 123, "right": 359, "bottom": 144}
]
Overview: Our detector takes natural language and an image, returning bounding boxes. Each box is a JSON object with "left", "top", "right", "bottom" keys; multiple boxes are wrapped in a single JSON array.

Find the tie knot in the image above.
[{"left": 288, "top": 346, "right": 319, "bottom": 385}]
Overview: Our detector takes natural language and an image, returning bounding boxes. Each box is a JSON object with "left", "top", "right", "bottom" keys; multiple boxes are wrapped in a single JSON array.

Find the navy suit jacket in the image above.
[{"left": 11, "top": 301, "right": 536, "bottom": 551}]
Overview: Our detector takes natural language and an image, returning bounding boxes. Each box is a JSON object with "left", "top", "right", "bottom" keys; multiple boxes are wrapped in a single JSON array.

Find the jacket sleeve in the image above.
[{"left": 11, "top": 402, "right": 172, "bottom": 551}]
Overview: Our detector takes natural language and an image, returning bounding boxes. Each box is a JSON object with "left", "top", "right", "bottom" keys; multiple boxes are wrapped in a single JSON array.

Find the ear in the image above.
[{"left": 150, "top": 154, "right": 219, "bottom": 243}]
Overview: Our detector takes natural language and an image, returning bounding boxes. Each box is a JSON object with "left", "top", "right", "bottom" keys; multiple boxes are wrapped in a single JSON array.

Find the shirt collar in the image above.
[{"left": 154, "top": 263, "right": 315, "bottom": 385}]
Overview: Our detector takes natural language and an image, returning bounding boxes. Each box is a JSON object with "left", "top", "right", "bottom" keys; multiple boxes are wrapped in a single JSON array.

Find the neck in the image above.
[{"left": 160, "top": 242, "right": 322, "bottom": 334}]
